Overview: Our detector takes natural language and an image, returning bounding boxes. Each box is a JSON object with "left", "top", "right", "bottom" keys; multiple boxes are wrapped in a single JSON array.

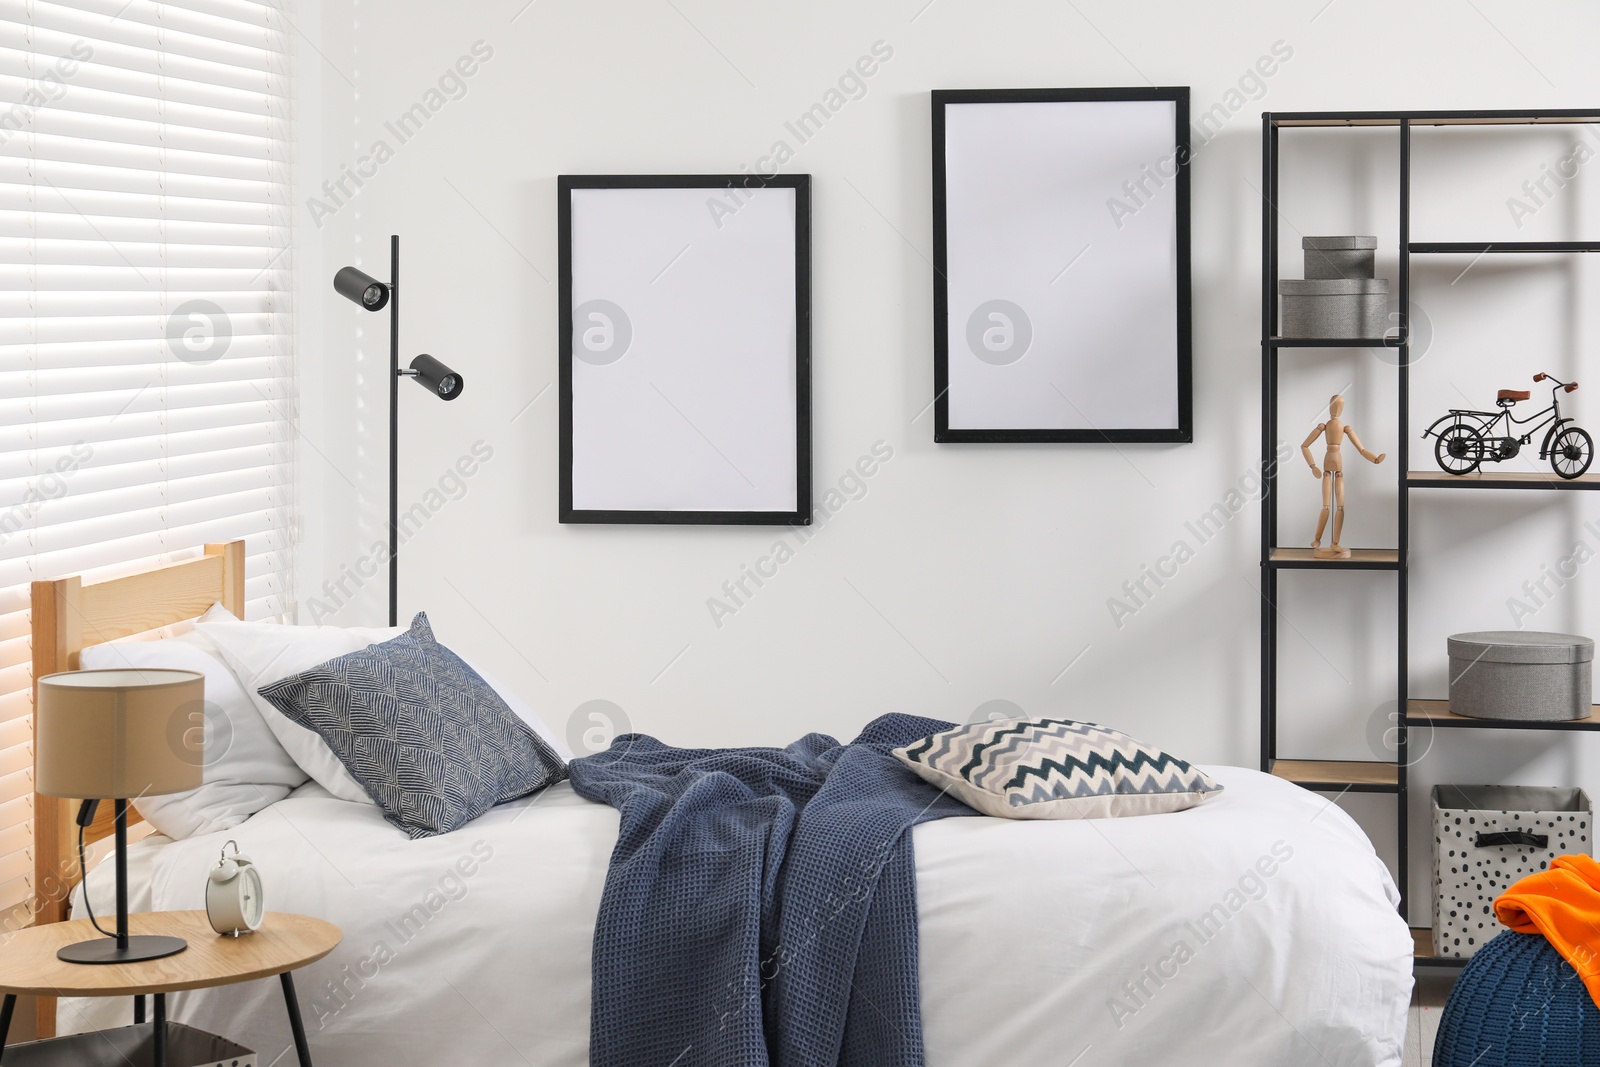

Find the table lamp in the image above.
[{"left": 35, "top": 669, "right": 204, "bottom": 964}]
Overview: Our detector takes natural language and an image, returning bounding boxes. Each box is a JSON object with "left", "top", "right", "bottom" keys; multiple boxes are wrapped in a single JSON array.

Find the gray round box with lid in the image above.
[{"left": 1447, "top": 630, "right": 1595, "bottom": 720}]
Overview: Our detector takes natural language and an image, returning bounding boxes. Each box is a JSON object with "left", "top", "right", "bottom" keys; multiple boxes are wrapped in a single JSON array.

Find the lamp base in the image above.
[{"left": 57, "top": 935, "right": 187, "bottom": 965}]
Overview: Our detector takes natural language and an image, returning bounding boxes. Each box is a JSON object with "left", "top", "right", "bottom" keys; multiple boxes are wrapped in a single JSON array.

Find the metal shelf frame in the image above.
[{"left": 1259, "top": 108, "right": 1600, "bottom": 964}]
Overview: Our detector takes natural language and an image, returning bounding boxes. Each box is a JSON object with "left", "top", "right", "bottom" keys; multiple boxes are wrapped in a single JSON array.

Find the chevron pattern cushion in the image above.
[
  {"left": 893, "top": 717, "right": 1222, "bottom": 820},
  {"left": 259, "top": 613, "right": 567, "bottom": 838}
]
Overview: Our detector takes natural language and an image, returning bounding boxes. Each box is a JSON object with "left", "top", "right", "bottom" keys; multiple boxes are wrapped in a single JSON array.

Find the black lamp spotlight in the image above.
[
  {"left": 405, "top": 354, "right": 464, "bottom": 401},
  {"left": 333, "top": 265, "right": 390, "bottom": 311}
]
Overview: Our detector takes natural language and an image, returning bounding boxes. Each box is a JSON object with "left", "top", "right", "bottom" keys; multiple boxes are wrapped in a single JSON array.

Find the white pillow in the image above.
[
  {"left": 78, "top": 611, "right": 307, "bottom": 839},
  {"left": 197, "top": 616, "right": 402, "bottom": 802}
]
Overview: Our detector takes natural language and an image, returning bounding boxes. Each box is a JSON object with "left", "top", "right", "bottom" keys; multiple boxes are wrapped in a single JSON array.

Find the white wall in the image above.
[{"left": 296, "top": 0, "right": 1600, "bottom": 915}]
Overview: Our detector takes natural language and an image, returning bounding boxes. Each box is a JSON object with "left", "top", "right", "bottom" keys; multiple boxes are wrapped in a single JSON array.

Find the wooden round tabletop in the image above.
[{"left": 0, "top": 912, "right": 342, "bottom": 997}]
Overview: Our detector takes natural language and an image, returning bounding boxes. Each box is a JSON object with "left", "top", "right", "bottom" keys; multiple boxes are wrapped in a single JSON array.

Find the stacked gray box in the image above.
[
  {"left": 1303, "top": 235, "right": 1377, "bottom": 279},
  {"left": 1279, "top": 279, "right": 1389, "bottom": 338},
  {"left": 1432, "top": 784, "right": 1590, "bottom": 959},
  {"left": 1279, "top": 235, "right": 1389, "bottom": 339},
  {"left": 1447, "top": 630, "right": 1594, "bottom": 720}
]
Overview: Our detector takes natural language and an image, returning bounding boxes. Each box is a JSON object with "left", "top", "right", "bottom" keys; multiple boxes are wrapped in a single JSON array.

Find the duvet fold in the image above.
[{"left": 567, "top": 713, "right": 975, "bottom": 1067}]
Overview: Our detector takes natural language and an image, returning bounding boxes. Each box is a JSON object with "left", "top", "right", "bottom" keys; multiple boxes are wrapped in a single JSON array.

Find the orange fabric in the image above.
[{"left": 1495, "top": 854, "right": 1600, "bottom": 1008}]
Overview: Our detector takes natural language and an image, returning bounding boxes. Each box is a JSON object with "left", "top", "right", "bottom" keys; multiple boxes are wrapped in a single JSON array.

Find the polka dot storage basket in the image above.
[
  {"left": 1432, "top": 784, "right": 1591, "bottom": 960},
  {"left": 1434, "top": 930, "right": 1600, "bottom": 1066}
]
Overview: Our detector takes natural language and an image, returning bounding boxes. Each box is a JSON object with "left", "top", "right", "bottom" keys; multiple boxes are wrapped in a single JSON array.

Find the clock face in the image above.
[{"left": 241, "top": 866, "right": 265, "bottom": 928}]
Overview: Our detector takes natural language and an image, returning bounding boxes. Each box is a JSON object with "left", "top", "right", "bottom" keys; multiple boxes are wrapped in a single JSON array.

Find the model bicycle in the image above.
[{"left": 1423, "top": 373, "right": 1593, "bottom": 479}]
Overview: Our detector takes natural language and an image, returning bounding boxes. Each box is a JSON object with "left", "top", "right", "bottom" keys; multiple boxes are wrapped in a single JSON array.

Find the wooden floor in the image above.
[{"left": 1403, "top": 970, "right": 1457, "bottom": 1066}]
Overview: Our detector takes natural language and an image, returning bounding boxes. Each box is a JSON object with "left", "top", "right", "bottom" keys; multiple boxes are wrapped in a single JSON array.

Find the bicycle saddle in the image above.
[{"left": 1498, "top": 389, "right": 1531, "bottom": 402}]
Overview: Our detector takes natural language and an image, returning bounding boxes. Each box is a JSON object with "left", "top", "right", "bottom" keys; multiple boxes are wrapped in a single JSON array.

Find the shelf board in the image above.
[
  {"left": 1271, "top": 110, "right": 1600, "bottom": 128},
  {"left": 1268, "top": 336, "right": 1400, "bottom": 348},
  {"left": 1410, "top": 241, "right": 1600, "bottom": 254},
  {"left": 1411, "top": 928, "right": 1470, "bottom": 968},
  {"left": 1408, "top": 470, "right": 1600, "bottom": 491},
  {"left": 1407, "top": 699, "right": 1600, "bottom": 731},
  {"left": 1268, "top": 759, "right": 1400, "bottom": 792},
  {"left": 1268, "top": 548, "right": 1399, "bottom": 569}
]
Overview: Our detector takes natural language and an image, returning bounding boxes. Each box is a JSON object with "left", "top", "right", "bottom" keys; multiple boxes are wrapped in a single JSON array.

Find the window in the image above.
[{"left": 0, "top": 0, "right": 295, "bottom": 918}]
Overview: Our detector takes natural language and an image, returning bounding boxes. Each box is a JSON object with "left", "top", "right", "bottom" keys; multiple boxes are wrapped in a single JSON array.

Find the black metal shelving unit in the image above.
[{"left": 1260, "top": 107, "right": 1600, "bottom": 971}]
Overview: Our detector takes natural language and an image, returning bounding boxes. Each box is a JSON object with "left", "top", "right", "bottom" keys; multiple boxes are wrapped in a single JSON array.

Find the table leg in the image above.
[
  {"left": 153, "top": 993, "right": 166, "bottom": 1067},
  {"left": 134, "top": 994, "right": 145, "bottom": 1024},
  {"left": 280, "top": 972, "right": 314, "bottom": 1067},
  {"left": 0, "top": 993, "right": 14, "bottom": 1063}
]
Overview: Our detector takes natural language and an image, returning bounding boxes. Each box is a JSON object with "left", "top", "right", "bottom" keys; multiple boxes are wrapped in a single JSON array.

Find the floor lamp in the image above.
[{"left": 334, "top": 236, "right": 466, "bottom": 626}]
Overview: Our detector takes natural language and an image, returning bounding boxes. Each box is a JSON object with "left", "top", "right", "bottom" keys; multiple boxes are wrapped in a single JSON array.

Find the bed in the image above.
[{"left": 33, "top": 544, "right": 1414, "bottom": 1065}]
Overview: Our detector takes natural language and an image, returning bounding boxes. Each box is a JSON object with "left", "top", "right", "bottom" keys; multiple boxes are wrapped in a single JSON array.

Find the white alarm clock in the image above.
[{"left": 206, "top": 840, "right": 265, "bottom": 937}]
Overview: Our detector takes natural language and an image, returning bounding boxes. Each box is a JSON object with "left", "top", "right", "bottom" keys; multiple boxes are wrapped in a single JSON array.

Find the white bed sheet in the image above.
[{"left": 66, "top": 766, "right": 1411, "bottom": 1066}]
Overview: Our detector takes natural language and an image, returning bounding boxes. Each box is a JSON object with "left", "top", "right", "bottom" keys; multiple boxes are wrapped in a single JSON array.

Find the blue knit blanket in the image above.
[{"left": 567, "top": 713, "right": 974, "bottom": 1067}]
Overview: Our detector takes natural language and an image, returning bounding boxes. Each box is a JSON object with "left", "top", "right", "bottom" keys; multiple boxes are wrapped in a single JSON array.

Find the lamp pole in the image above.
[
  {"left": 335, "top": 236, "right": 460, "bottom": 628},
  {"left": 388, "top": 234, "right": 399, "bottom": 627}
]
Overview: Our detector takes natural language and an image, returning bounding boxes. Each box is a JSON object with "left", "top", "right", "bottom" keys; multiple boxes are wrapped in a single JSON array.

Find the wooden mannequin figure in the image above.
[{"left": 1302, "top": 394, "right": 1386, "bottom": 559}]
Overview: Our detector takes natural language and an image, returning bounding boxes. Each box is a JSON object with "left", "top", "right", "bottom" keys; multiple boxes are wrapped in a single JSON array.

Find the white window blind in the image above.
[{"left": 0, "top": 0, "right": 295, "bottom": 915}]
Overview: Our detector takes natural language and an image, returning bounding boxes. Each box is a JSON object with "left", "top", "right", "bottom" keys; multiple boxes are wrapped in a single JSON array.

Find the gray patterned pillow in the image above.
[
  {"left": 259, "top": 613, "right": 566, "bottom": 838},
  {"left": 894, "top": 717, "right": 1222, "bottom": 820}
]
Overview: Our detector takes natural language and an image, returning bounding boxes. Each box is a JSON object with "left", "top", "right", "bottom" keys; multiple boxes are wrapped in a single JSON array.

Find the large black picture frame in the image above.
[
  {"left": 559, "top": 174, "right": 812, "bottom": 525},
  {"left": 932, "top": 87, "right": 1193, "bottom": 443}
]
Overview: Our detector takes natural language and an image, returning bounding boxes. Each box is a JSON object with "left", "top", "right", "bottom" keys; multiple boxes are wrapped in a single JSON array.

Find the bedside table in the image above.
[{"left": 0, "top": 911, "right": 341, "bottom": 1066}]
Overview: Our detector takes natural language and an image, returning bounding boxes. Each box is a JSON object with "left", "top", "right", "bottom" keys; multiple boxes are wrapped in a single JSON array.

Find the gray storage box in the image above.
[
  {"left": 1279, "top": 278, "right": 1390, "bottom": 338},
  {"left": 2, "top": 1022, "right": 254, "bottom": 1066},
  {"left": 1303, "top": 235, "right": 1377, "bottom": 280},
  {"left": 1448, "top": 630, "right": 1594, "bottom": 720},
  {"left": 1432, "top": 784, "right": 1590, "bottom": 959}
]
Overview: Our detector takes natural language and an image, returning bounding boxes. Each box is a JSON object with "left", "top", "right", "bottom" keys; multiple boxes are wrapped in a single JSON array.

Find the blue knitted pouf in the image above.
[{"left": 1435, "top": 930, "right": 1600, "bottom": 1066}]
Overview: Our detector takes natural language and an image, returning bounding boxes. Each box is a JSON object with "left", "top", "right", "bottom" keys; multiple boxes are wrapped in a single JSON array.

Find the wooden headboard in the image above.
[{"left": 27, "top": 541, "right": 244, "bottom": 1034}]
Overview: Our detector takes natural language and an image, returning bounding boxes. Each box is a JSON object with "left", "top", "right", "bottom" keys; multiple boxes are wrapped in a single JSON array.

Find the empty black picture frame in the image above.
[
  {"left": 559, "top": 174, "right": 812, "bottom": 525},
  {"left": 932, "top": 87, "right": 1193, "bottom": 443}
]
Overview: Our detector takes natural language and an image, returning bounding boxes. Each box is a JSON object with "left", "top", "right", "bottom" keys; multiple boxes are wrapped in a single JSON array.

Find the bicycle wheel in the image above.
[
  {"left": 1435, "top": 423, "right": 1482, "bottom": 475},
  {"left": 1551, "top": 426, "right": 1594, "bottom": 479}
]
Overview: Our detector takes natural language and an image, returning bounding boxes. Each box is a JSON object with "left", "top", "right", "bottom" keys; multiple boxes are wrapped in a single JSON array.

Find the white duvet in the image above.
[{"left": 68, "top": 765, "right": 1411, "bottom": 1066}]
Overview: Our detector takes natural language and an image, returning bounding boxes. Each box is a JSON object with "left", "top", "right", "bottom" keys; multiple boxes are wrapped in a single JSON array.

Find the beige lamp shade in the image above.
[{"left": 35, "top": 669, "right": 205, "bottom": 799}]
